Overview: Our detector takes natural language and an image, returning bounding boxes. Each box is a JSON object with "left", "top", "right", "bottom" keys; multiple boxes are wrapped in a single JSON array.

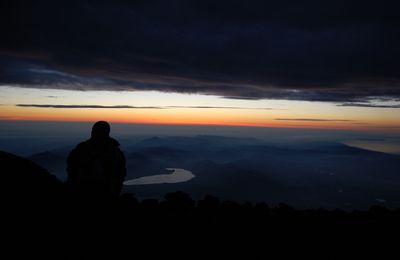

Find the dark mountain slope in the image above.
[
  {"left": 1, "top": 151, "right": 65, "bottom": 205},
  {"left": 28, "top": 151, "right": 67, "bottom": 181}
]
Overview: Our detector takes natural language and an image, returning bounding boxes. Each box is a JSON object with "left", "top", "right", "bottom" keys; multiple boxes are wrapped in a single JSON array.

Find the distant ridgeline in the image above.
[
  {"left": 2, "top": 150, "right": 400, "bottom": 257},
  {"left": 25, "top": 136, "right": 400, "bottom": 209},
  {"left": 2, "top": 149, "right": 400, "bottom": 219}
]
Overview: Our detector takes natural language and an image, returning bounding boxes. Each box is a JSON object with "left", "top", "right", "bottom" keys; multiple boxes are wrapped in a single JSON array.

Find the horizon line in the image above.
[{"left": 0, "top": 118, "right": 385, "bottom": 133}]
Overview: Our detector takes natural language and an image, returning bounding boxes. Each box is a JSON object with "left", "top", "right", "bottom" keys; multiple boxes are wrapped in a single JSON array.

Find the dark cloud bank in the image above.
[{"left": 1, "top": 0, "right": 400, "bottom": 102}]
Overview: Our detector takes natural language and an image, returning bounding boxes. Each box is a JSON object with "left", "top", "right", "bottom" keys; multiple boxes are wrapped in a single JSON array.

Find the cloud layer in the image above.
[
  {"left": 16, "top": 104, "right": 163, "bottom": 109},
  {"left": 16, "top": 104, "right": 275, "bottom": 110},
  {"left": 275, "top": 118, "right": 355, "bottom": 122},
  {"left": 1, "top": 0, "right": 400, "bottom": 102}
]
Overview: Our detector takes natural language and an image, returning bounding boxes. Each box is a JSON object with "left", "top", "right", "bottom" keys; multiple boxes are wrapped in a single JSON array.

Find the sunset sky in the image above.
[
  {"left": 1, "top": 0, "right": 399, "bottom": 134},
  {"left": 1, "top": 85, "right": 399, "bottom": 133}
]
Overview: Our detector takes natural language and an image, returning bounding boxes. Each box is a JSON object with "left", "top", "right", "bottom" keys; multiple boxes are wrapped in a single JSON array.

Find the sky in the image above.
[{"left": 1, "top": 0, "right": 399, "bottom": 133}]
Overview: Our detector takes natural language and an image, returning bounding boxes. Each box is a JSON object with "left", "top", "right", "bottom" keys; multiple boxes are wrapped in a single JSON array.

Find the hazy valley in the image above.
[{"left": 24, "top": 135, "right": 400, "bottom": 210}]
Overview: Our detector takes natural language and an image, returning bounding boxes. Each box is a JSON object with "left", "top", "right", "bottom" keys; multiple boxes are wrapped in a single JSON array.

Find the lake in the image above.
[
  {"left": 123, "top": 168, "right": 195, "bottom": 185},
  {"left": 343, "top": 139, "right": 400, "bottom": 155}
]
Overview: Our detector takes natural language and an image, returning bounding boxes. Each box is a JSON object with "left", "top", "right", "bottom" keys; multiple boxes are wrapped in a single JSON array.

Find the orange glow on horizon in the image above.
[
  {"left": 2, "top": 114, "right": 399, "bottom": 134},
  {"left": 1, "top": 102, "right": 399, "bottom": 134}
]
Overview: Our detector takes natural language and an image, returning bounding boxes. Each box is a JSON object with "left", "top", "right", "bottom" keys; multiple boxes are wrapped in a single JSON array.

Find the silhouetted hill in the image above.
[
  {"left": 189, "top": 160, "right": 280, "bottom": 200},
  {"left": 1, "top": 151, "right": 63, "bottom": 190},
  {"left": 1, "top": 151, "right": 65, "bottom": 207},
  {"left": 28, "top": 151, "right": 67, "bottom": 181},
  {"left": 138, "top": 146, "right": 186, "bottom": 158}
]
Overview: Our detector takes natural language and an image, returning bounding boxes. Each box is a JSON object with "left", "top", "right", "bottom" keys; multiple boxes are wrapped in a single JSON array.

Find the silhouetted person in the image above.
[{"left": 67, "top": 121, "right": 126, "bottom": 199}]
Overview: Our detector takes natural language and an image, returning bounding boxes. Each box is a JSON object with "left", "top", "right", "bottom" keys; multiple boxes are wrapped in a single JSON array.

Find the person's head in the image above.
[{"left": 91, "top": 121, "right": 110, "bottom": 139}]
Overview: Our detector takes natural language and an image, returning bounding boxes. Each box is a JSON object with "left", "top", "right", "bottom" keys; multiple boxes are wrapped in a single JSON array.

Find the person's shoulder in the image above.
[
  {"left": 67, "top": 140, "right": 91, "bottom": 161},
  {"left": 108, "top": 138, "right": 124, "bottom": 158},
  {"left": 72, "top": 140, "right": 92, "bottom": 152},
  {"left": 77, "top": 139, "right": 91, "bottom": 147},
  {"left": 108, "top": 137, "right": 120, "bottom": 147}
]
